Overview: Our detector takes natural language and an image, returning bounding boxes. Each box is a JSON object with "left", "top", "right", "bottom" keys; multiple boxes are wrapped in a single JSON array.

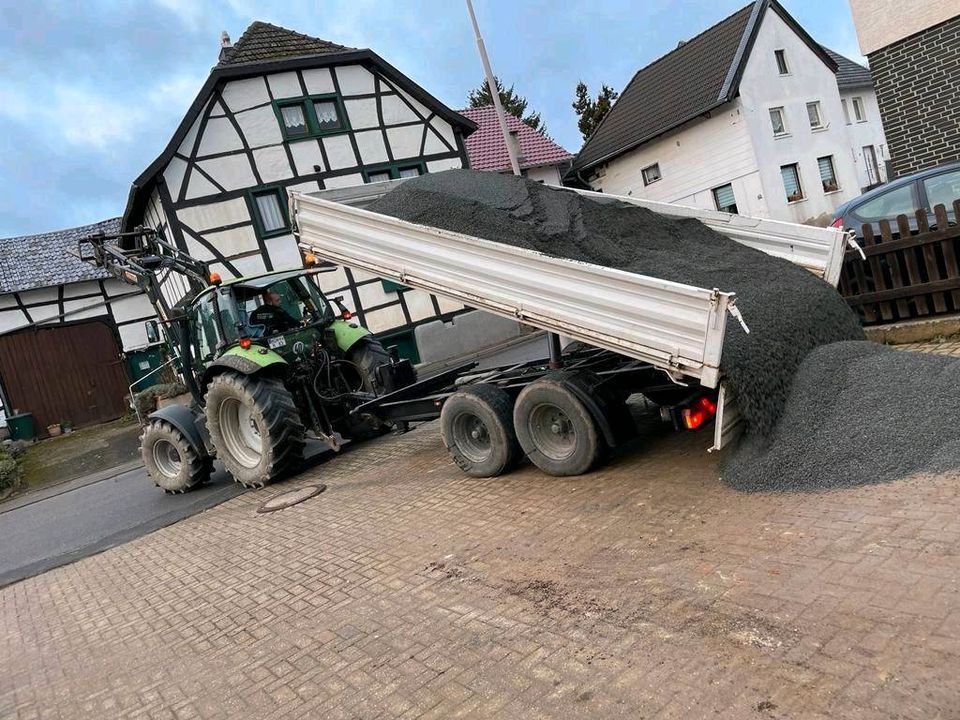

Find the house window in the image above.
[
  {"left": 841, "top": 99, "right": 851, "bottom": 125},
  {"left": 781, "top": 163, "right": 804, "bottom": 202},
  {"left": 641, "top": 163, "right": 661, "bottom": 186},
  {"left": 818, "top": 156, "right": 839, "bottom": 193},
  {"left": 774, "top": 49, "right": 789, "bottom": 75},
  {"left": 806, "top": 101, "right": 824, "bottom": 130},
  {"left": 712, "top": 184, "right": 738, "bottom": 214},
  {"left": 363, "top": 162, "right": 427, "bottom": 184},
  {"left": 769, "top": 107, "right": 787, "bottom": 136},
  {"left": 274, "top": 94, "right": 348, "bottom": 141},
  {"left": 852, "top": 96, "right": 866, "bottom": 122},
  {"left": 248, "top": 187, "right": 289, "bottom": 238}
]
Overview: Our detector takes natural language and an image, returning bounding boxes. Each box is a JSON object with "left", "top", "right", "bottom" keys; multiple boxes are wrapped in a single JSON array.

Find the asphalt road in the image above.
[
  {"left": 0, "top": 334, "right": 552, "bottom": 589},
  {"left": 0, "top": 465, "right": 244, "bottom": 587}
]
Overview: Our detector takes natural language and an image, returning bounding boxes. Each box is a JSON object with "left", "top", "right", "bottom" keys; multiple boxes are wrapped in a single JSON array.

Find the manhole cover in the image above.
[{"left": 257, "top": 484, "right": 326, "bottom": 513}]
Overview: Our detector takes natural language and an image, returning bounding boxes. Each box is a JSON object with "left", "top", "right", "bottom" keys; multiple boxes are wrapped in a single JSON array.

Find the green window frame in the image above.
[
  {"left": 247, "top": 186, "right": 290, "bottom": 239},
  {"left": 362, "top": 161, "right": 427, "bottom": 184},
  {"left": 273, "top": 93, "right": 350, "bottom": 141}
]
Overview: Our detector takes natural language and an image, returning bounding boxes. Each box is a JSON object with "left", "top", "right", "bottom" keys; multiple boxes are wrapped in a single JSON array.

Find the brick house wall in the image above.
[{"left": 868, "top": 14, "right": 960, "bottom": 177}]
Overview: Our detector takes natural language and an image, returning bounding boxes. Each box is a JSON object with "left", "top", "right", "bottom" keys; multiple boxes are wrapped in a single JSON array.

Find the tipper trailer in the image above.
[{"left": 291, "top": 179, "right": 853, "bottom": 477}]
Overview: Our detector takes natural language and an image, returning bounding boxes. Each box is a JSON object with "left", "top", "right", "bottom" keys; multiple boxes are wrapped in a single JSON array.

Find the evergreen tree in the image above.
[
  {"left": 468, "top": 76, "right": 547, "bottom": 136},
  {"left": 572, "top": 81, "right": 619, "bottom": 141}
]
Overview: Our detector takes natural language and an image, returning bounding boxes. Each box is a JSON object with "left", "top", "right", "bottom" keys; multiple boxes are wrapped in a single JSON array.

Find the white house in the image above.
[
  {"left": 458, "top": 105, "right": 573, "bottom": 186},
  {"left": 571, "top": 0, "right": 889, "bottom": 226},
  {"left": 123, "top": 22, "right": 519, "bottom": 366},
  {"left": 0, "top": 218, "right": 158, "bottom": 434}
]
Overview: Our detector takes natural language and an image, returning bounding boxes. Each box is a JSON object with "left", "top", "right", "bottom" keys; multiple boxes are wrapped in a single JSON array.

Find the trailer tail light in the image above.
[
  {"left": 682, "top": 395, "right": 718, "bottom": 430},
  {"left": 830, "top": 217, "right": 844, "bottom": 229},
  {"left": 239, "top": 337, "right": 252, "bottom": 350}
]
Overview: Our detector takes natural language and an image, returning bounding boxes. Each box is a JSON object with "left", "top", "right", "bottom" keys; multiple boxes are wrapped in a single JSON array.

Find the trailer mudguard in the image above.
[
  {"left": 148, "top": 404, "right": 210, "bottom": 458},
  {"left": 330, "top": 318, "right": 370, "bottom": 352},
  {"left": 553, "top": 371, "right": 636, "bottom": 449}
]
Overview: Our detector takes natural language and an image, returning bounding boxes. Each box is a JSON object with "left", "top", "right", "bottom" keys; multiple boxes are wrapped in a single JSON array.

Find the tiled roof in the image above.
[
  {"left": 218, "top": 21, "right": 354, "bottom": 67},
  {"left": 822, "top": 46, "right": 874, "bottom": 90},
  {"left": 572, "top": 3, "right": 755, "bottom": 172},
  {"left": 0, "top": 218, "right": 119, "bottom": 294},
  {"left": 571, "top": 0, "right": 839, "bottom": 173},
  {"left": 458, "top": 106, "right": 573, "bottom": 173}
]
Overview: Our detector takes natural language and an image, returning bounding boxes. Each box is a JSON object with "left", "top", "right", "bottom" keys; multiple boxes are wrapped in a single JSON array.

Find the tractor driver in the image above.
[{"left": 249, "top": 290, "right": 298, "bottom": 335}]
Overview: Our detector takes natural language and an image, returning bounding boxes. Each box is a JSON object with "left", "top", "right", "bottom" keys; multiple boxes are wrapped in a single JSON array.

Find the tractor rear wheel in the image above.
[
  {"left": 140, "top": 418, "right": 211, "bottom": 493},
  {"left": 348, "top": 338, "right": 407, "bottom": 395},
  {"left": 204, "top": 373, "right": 305, "bottom": 488}
]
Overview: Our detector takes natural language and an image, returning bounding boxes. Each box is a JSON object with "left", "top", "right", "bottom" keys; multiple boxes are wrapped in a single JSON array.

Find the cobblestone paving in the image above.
[
  {"left": 3, "top": 413, "right": 959, "bottom": 719},
  {"left": 896, "top": 338, "right": 960, "bottom": 358}
]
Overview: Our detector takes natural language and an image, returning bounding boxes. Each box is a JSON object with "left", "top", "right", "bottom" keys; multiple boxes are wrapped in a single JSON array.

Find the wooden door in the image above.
[{"left": 0, "top": 320, "right": 130, "bottom": 435}]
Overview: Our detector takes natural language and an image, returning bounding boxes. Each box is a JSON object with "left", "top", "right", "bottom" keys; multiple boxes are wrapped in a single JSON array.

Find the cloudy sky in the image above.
[{"left": 0, "top": 0, "right": 864, "bottom": 237}]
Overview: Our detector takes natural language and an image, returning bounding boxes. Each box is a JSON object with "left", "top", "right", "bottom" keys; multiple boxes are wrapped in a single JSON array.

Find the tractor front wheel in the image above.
[
  {"left": 205, "top": 373, "right": 305, "bottom": 488},
  {"left": 140, "top": 418, "right": 212, "bottom": 493}
]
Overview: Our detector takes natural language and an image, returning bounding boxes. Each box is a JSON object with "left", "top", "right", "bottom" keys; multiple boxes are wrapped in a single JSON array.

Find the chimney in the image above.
[
  {"left": 219, "top": 31, "right": 233, "bottom": 62},
  {"left": 508, "top": 129, "right": 524, "bottom": 165},
  {"left": 677, "top": 39, "right": 687, "bottom": 48}
]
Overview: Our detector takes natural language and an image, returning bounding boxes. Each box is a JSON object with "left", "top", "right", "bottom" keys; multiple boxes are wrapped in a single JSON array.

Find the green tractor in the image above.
[{"left": 81, "top": 228, "right": 415, "bottom": 492}]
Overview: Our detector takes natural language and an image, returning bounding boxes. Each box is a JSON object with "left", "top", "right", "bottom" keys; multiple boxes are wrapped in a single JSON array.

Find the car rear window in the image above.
[
  {"left": 853, "top": 184, "right": 918, "bottom": 222},
  {"left": 923, "top": 170, "right": 960, "bottom": 210}
]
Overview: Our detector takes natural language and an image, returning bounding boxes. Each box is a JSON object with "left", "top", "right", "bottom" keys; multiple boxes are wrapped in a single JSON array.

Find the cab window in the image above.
[{"left": 238, "top": 277, "right": 329, "bottom": 337}]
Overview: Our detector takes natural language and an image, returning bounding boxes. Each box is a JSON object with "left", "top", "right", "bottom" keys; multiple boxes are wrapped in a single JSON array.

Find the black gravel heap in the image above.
[
  {"left": 369, "top": 170, "right": 864, "bottom": 437},
  {"left": 721, "top": 342, "right": 960, "bottom": 491}
]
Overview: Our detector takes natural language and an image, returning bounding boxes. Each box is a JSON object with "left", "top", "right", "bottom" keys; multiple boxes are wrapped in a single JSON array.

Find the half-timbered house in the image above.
[{"left": 122, "top": 22, "right": 518, "bottom": 364}]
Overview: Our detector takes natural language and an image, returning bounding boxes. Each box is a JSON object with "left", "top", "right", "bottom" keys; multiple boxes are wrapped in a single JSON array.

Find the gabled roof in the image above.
[
  {"left": 571, "top": 0, "right": 838, "bottom": 174},
  {"left": 0, "top": 218, "right": 119, "bottom": 294},
  {"left": 218, "top": 21, "right": 354, "bottom": 66},
  {"left": 123, "top": 21, "right": 476, "bottom": 231},
  {"left": 821, "top": 46, "right": 874, "bottom": 90},
  {"left": 458, "top": 106, "right": 573, "bottom": 173}
]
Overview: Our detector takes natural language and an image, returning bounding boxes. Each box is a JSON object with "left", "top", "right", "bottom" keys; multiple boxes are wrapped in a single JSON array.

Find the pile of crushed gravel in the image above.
[
  {"left": 369, "top": 170, "right": 864, "bottom": 437},
  {"left": 721, "top": 342, "right": 960, "bottom": 491}
]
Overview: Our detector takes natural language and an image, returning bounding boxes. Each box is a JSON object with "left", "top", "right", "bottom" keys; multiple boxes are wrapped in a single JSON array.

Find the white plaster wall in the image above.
[
  {"left": 386, "top": 125, "right": 422, "bottom": 160},
  {"left": 266, "top": 72, "right": 302, "bottom": 100},
  {"left": 323, "top": 135, "right": 358, "bottom": 170},
  {"left": 302, "top": 67, "right": 335, "bottom": 95},
  {"left": 178, "top": 198, "right": 250, "bottom": 232},
  {"left": 198, "top": 154, "right": 257, "bottom": 191},
  {"left": 344, "top": 98, "right": 379, "bottom": 130},
  {"left": 289, "top": 140, "right": 325, "bottom": 176},
  {"left": 840, "top": 89, "right": 889, "bottom": 189},
  {"left": 524, "top": 165, "right": 563, "bottom": 186},
  {"left": 590, "top": 101, "right": 767, "bottom": 217},
  {"left": 738, "top": 9, "right": 863, "bottom": 224},
  {"left": 196, "top": 117, "right": 243, "bottom": 156},
  {"left": 335, "top": 65, "right": 376, "bottom": 95},
  {"left": 0, "top": 308, "right": 27, "bottom": 333},
  {"left": 221, "top": 77, "right": 270, "bottom": 112},
  {"left": 427, "top": 158, "right": 464, "bottom": 173},
  {"left": 234, "top": 106, "right": 284, "bottom": 149}
]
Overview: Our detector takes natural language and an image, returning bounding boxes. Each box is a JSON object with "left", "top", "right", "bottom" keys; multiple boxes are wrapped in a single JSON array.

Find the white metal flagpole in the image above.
[{"left": 465, "top": 0, "right": 522, "bottom": 177}]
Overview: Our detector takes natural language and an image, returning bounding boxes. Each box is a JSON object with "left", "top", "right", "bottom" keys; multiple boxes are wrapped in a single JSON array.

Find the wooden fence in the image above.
[{"left": 838, "top": 200, "right": 960, "bottom": 325}]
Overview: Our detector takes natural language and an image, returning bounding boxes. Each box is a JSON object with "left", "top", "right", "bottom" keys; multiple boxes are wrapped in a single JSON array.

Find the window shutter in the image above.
[
  {"left": 714, "top": 185, "right": 735, "bottom": 209},
  {"left": 817, "top": 157, "right": 834, "bottom": 182},
  {"left": 781, "top": 166, "right": 799, "bottom": 196}
]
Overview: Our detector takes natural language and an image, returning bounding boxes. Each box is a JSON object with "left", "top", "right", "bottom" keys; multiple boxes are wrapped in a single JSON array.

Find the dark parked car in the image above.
[{"left": 832, "top": 160, "right": 960, "bottom": 236}]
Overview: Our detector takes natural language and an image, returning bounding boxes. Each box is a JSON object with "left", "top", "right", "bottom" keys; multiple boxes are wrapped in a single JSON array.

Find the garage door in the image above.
[{"left": 0, "top": 320, "right": 130, "bottom": 435}]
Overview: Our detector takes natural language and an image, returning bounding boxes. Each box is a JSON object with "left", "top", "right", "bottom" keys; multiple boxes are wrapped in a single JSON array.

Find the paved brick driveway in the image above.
[{"left": 3, "top": 399, "right": 959, "bottom": 719}]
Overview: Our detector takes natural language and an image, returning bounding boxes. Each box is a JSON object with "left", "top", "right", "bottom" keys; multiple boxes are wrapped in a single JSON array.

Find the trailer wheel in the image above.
[
  {"left": 140, "top": 418, "right": 211, "bottom": 493},
  {"left": 514, "top": 375, "right": 601, "bottom": 476},
  {"left": 440, "top": 384, "right": 520, "bottom": 477}
]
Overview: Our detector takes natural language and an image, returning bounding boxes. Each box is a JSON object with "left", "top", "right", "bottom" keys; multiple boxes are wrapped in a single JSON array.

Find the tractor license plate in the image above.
[{"left": 268, "top": 335, "right": 286, "bottom": 350}]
